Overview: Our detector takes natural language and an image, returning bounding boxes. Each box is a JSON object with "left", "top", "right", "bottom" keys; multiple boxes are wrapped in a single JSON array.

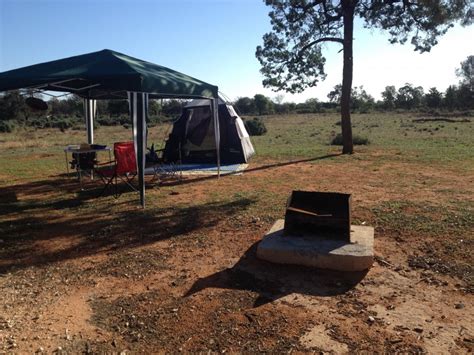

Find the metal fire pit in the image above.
[{"left": 284, "top": 191, "right": 351, "bottom": 241}]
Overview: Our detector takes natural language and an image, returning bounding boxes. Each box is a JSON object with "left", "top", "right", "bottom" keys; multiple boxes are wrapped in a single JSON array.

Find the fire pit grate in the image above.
[{"left": 284, "top": 191, "right": 351, "bottom": 241}]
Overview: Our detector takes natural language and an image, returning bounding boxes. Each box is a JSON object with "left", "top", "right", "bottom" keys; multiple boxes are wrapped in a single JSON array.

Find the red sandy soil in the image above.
[{"left": 0, "top": 153, "right": 472, "bottom": 353}]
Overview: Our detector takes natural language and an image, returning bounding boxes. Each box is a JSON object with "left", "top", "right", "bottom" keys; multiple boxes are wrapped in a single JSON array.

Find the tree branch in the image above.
[
  {"left": 322, "top": 1, "right": 343, "bottom": 22},
  {"left": 298, "top": 37, "right": 344, "bottom": 58},
  {"left": 362, "top": 0, "right": 406, "bottom": 14},
  {"left": 293, "top": 0, "right": 326, "bottom": 13},
  {"left": 290, "top": 0, "right": 342, "bottom": 24}
]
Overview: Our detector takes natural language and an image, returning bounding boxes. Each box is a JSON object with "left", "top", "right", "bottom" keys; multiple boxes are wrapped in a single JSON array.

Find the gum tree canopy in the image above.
[{"left": 256, "top": 0, "right": 472, "bottom": 154}]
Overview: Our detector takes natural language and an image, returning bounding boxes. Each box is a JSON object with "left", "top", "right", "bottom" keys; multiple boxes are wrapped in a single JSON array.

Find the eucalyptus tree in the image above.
[
  {"left": 425, "top": 87, "right": 443, "bottom": 108},
  {"left": 456, "top": 55, "right": 474, "bottom": 89},
  {"left": 381, "top": 86, "right": 397, "bottom": 110},
  {"left": 456, "top": 55, "right": 474, "bottom": 108}
]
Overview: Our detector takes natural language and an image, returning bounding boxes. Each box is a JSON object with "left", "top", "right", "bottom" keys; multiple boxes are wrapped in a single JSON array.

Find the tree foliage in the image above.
[
  {"left": 424, "top": 87, "right": 443, "bottom": 108},
  {"left": 453, "top": 55, "right": 474, "bottom": 109},
  {"left": 256, "top": 0, "right": 471, "bottom": 153},
  {"left": 107, "top": 100, "right": 129, "bottom": 116},
  {"left": 0, "top": 94, "right": 188, "bottom": 130},
  {"left": 381, "top": 86, "right": 397, "bottom": 109},
  {"left": 256, "top": 0, "right": 471, "bottom": 94},
  {"left": 0, "top": 91, "right": 24, "bottom": 121},
  {"left": 396, "top": 83, "right": 424, "bottom": 109},
  {"left": 235, "top": 97, "right": 257, "bottom": 115},
  {"left": 328, "top": 84, "right": 374, "bottom": 112},
  {"left": 254, "top": 94, "right": 274, "bottom": 115},
  {"left": 327, "top": 84, "right": 343, "bottom": 103},
  {"left": 456, "top": 55, "right": 474, "bottom": 89},
  {"left": 443, "top": 85, "right": 457, "bottom": 110},
  {"left": 49, "top": 95, "right": 82, "bottom": 117}
]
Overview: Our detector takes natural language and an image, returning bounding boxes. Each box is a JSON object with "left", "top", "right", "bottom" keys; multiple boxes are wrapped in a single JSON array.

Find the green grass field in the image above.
[
  {"left": 250, "top": 112, "right": 474, "bottom": 165},
  {"left": 0, "top": 112, "right": 472, "bottom": 185}
]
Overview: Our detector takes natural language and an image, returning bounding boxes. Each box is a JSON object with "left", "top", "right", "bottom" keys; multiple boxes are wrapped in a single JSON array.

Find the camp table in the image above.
[{"left": 64, "top": 145, "right": 112, "bottom": 189}]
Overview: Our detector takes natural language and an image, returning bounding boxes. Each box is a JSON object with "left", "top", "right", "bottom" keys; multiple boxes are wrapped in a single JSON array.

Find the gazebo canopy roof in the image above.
[{"left": 0, "top": 49, "right": 218, "bottom": 99}]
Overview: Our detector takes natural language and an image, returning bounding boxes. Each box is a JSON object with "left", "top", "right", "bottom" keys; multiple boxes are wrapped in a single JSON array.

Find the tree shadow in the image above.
[
  {"left": 163, "top": 153, "right": 341, "bottom": 187},
  {"left": 0, "top": 153, "right": 340, "bottom": 206},
  {"left": 0, "top": 170, "right": 167, "bottom": 217},
  {"left": 185, "top": 242, "right": 368, "bottom": 307},
  {"left": 0, "top": 152, "right": 341, "bottom": 276},
  {"left": 0, "top": 195, "right": 256, "bottom": 275}
]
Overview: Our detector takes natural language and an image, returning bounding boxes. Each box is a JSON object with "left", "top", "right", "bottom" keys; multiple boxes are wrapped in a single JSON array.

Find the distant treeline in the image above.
[
  {"left": 0, "top": 94, "right": 185, "bottom": 132},
  {"left": 0, "top": 82, "right": 472, "bottom": 133},
  {"left": 234, "top": 83, "right": 473, "bottom": 116}
]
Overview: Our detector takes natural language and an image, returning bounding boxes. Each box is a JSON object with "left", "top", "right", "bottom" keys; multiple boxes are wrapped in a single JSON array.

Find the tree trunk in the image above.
[{"left": 340, "top": 0, "right": 354, "bottom": 154}]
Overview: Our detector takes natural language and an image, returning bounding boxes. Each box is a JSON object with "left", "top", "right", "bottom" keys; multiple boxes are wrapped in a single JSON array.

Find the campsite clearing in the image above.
[{"left": 0, "top": 112, "right": 473, "bottom": 353}]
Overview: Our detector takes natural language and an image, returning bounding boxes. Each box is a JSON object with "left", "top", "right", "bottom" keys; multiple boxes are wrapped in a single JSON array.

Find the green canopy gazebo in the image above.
[{"left": 0, "top": 49, "right": 221, "bottom": 207}]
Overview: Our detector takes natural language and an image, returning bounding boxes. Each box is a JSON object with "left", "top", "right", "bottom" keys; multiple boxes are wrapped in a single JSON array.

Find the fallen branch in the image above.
[
  {"left": 412, "top": 118, "right": 471, "bottom": 123},
  {"left": 374, "top": 255, "right": 393, "bottom": 267}
]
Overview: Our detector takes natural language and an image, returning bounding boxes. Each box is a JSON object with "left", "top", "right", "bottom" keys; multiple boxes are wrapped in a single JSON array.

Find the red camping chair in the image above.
[{"left": 96, "top": 141, "right": 137, "bottom": 197}]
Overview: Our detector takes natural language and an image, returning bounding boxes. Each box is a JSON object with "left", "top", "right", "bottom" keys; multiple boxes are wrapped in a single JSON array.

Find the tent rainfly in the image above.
[{"left": 0, "top": 49, "right": 221, "bottom": 207}]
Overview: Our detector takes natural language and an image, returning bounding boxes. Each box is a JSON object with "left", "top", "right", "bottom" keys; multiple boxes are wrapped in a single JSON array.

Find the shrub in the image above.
[
  {"left": 95, "top": 115, "right": 129, "bottom": 126},
  {"left": 331, "top": 133, "right": 369, "bottom": 145},
  {"left": 119, "top": 115, "right": 131, "bottom": 125},
  {"left": 96, "top": 116, "right": 115, "bottom": 126},
  {"left": 29, "top": 116, "right": 49, "bottom": 129},
  {"left": 245, "top": 117, "right": 267, "bottom": 136},
  {"left": 357, "top": 106, "right": 372, "bottom": 114},
  {"left": 0, "top": 120, "right": 17, "bottom": 133},
  {"left": 295, "top": 108, "right": 314, "bottom": 114},
  {"left": 51, "top": 118, "right": 74, "bottom": 130},
  {"left": 148, "top": 115, "right": 162, "bottom": 125},
  {"left": 72, "top": 124, "right": 86, "bottom": 131}
]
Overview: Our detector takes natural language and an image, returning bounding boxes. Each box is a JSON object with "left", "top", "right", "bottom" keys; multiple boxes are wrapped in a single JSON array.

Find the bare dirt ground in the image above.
[{"left": 0, "top": 150, "right": 473, "bottom": 353}]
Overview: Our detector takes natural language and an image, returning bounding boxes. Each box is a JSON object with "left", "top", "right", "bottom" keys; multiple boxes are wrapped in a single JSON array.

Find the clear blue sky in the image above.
[{"left": 1, "top": 0, "right": 472, "bottom": 102}]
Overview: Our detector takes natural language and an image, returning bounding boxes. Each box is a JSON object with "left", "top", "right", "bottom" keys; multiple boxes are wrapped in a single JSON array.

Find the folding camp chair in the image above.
[
  {"left": 95, "top": 141, "right": 137, "bottom": 197},
  {"left": 147, "top": 143, "right": 182, "bottom": 185}
]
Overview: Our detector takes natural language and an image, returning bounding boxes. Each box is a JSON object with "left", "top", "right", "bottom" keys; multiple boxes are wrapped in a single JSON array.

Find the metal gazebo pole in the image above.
[
  {"left": 212, "top": 97, "right": 221, "bottom": 178},
  {"left": 84, "top": 98, "right": 96, "bottom": 144},
  {"left": 129, "top": 92, "right": 148, "bottom": 208}
]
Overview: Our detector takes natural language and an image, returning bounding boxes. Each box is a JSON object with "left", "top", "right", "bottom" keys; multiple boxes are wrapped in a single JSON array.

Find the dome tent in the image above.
[{"left": 163, "top": 98, "right": 255, "bottom": 164}]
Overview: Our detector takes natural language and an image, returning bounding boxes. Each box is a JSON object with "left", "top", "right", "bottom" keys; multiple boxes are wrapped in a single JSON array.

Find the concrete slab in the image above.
[{"left": 256, "top": 219, "right": 374, "bottom": 271}]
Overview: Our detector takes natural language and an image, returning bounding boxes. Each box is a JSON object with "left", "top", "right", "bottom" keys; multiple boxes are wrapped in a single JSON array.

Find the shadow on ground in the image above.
[
  {"left": 164, "top": 153, "right": 341, "bottom": 187},
  {"left": 0, "top": 153, "right": 340, "bottom": 208},
  {"left": 0, "top": 193, "right": 256, "bottom": 275},
  {"left": 0, "top": 153, "right": 341, "bottom": 276},
  {"left": 185, "top": 242, "right": 368, "bottom": 307}
]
